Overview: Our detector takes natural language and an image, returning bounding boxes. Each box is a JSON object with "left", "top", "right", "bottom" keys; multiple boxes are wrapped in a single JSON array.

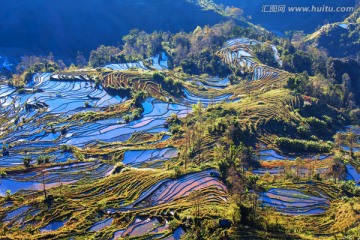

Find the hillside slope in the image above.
[{"left": 305, "top": 8, "right": 360, "bottom": 58}]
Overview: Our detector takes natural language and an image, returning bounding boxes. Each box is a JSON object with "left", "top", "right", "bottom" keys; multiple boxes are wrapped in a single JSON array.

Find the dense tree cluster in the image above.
[
  {"left": 253, "top": 43, "right": 279, "bottom": 68},
  {"left": 152, "top": 72, "right": 183, "bottom": 96},
  {"left": 86, "top": 21, "right": 274, "bottom": 77},
  {"left": 11, "top": 54, "right": 61, "bottom": 87},
  {"left": 88, "top": 45, "right": 123, "bottom": 68}
]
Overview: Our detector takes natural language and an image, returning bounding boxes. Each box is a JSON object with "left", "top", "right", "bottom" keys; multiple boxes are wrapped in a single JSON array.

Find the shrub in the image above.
[
  {"left": 166, "top": 114, "right": 181, "bottom": 127},
  {"left": 23, "top": 156, "right": 32, "bottom": 168},
  {"left": 61, "top": 127, "right": 67, "bottom": 135},
  {"left": 322, "top": 115, "right": 333, "bottom": 124},
  {"left": 340, "top": 180, "right": 360, "bottom": 196},
  {"left": 84, "top": 101, "right": 91, "bottom": 108},
  {"left": 297, "top": 123, "right": 311, "bottom": 136},
  {"left": 152, "top": 73, "right": 183, "bottom": 95},
  {"left": 152, "top": 72, "right": 165, "bottom": 82},
  {"left": 131, "top": 90, "right": 147, "bottom": 108},
  {"left": 274, "top": 137, "right": 331, "bottom": 153},
  {"left": 305, "top": 117, "right": 327, "bottom": 129},
  {"left": 5, "top": 190, "right": 11, "bottom": 201},
  {"left": 60, "top": 145, "right": 72, "bottom": 152},
  {"left": 173, "top": 166, "right": 181, "bottom": 177},
  {"left": 37, "top": 155, "right": 51, "bottom": 165},
  {"left": 132, "top": 108, "right": 142, "bottom": 120},
  {"left": 123, "top": 115, "right": 131, "bottom": 123}
]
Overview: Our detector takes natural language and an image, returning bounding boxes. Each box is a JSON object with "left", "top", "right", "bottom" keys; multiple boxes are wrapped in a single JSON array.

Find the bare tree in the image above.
[
  {"left": 189, "top": 190, "right": 202, "bottom": 225},
  {"left": 41, "top": 170, "right": 47, "bottom": 199}
]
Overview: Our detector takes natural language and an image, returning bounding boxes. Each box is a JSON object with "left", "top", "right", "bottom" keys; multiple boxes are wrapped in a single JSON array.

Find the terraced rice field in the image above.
[
  {"left": 1, "top": 93, "right": 187, "bottom": 150},
  {"left": 225, "top": 38, "right": 282, "bottom": 66},
  {"left": 104, "top": 52, "right": 168, "bottom": 71},
  {"left": 112, "top": 217, "right": 173, "bottom": 239},
  {"left": 191, "top": 77, "right": 230, "bottom": 90},
  {"left": 105, "top": 61, "right": 148, "bottom": 71},
  {"left": 183, "top": 89, "right": 233, "bottom": 106},
  {"left": 0, "top": 73, "right": 187, "bottom": 196},
  {"left": 0, "top": 64, "right": 233, "bottom": 200},
  {"left": 346, "top": 164, "right": 360, "bottom": 185},
  {"left": 258, "top": 149, "right": 295, "bottom": 161},
  {"left": 259, "top": 188, "right": 330, "bottom": 215},
  {"left": 40, "top": 220, "right": 67, "bottom": 232},
  {"left": 0, "top": 161, "right": 114, "bottom": 196},
  {"left": 122, "top": 148, "right": 178, "bottom": 166},
  {"left": 89, "top": 218, "right": 113, "bottom": 232},
  {"left": 253, "top": 167, "right": 330, "bottom": 176},
  {"left": 31, "top": 73, "right": 124, "bottom": 113},
  {"left": 113, "top": 221, "right": 178, "bottom": 239},
  {"left": 2, "top": 40, "right": 357, "bottom": 238},
  {"left": 338, "top": 125, "right": 360, "bottom": 136},
  {"left": 218, "top": 38, "right": 287, "bottom": 84},
  {"left": 64, "top": 98, "right": 187, "bottom": 146},
  {"left": 256, "top": 151, "right": 332, "bottom": 177},
  {"left": 132, "top": 169, "right": 226, "bottom": 207},
  {"left": 225, "top": 38, "right": 260, "bottom": 47},
  {"left": 0, "top": 73, "right": 126, "bottom": 160},
  {"left": 163, "top": 227, "right": 185, "bottom": 240},
  {"left": 258, "top": 149, "right": 330, "bottom": 161},
  {"left": 3, "top": 206, "right": 31, "bottom": 223}
]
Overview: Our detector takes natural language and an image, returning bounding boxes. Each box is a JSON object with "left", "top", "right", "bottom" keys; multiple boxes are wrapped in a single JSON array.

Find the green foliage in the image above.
[
  {"left": 282, "top": 49, "right": 313, "bottom": 74},
  {"left": 131, "top": 108, "right": 142, "bottom": 120},
  {"left": 253, "top": 43, "right": 279, "bottom": 68},
  {"left": 152, "top": 73, "right": 183, "bottom": 95},
  {"left": 152, "top": 72, "right": 165, "bottom": 82},
  {"left": 123, "top": 108, "right": 143, "bottom": 123},
  {"left": 37, "top": 155, "right": 51, "bottom": 165},
  {"left": 167, "top": 114, "right": 182, "bottom": 134},
  {"left": 22, "top": 156, "right": 32, "bottom": 168},
  {"left": 180, "top": 50, "right": 231, "bottom": 77},
  {"left": 84, "top": 101, "right": 91, "bottom": 108},
  {"left": 123, "top": 115, "right": 131, "bottom": 123},
  {"left": 215, "top": 144, "right": 255, "bottom": 181},
  {"left": 274, "top": 137, "right": 332, "bottom": 153},
  {"left": 304, "top": 117, "right": 328, "bottom": 133},
  {"left": 122, "top": 29, "right": 163, "bottom": 59},
  {"left": 286, "top": 74, "right": 308, "bottom": 93},
  {"left": 131, "top": 90, "right": 147, "bottom": 108},
  {"left": 340, "top": 180, "right": 360, "bottom": 196},
  {"left": 297, "top": 123, "right": 311, "bottom": 137},
  {"left": 173, "top": 166, "right": 181, "bottom": 177},
  {"left": 60, "top": 145, "right": 72, "bottom": 153},
  {"left": 88, "top": 45, "right": 122, "bottom": 67},
  {"left": 120, "top": 21, "right": 272, "bottom": 76},
  {"left": 167, "top": 113, "right": 181, "bottom": 127},
  {"left": 12, "top": 54, "right": 59, "bottom": 87},
  {"left": 5, "top": 190, "right": 11, "bottom": 201}
]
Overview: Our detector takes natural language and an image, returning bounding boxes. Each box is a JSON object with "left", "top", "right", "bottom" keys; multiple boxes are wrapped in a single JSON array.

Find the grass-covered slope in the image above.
[{"left": 305, "top": 8, "right": 360, "bottom": 58}]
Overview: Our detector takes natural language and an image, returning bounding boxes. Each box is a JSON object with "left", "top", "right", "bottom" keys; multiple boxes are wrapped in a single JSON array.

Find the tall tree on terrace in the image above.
[
  {"left": 192, "top": 101, "right": 204, "bottom": 165},
  {"left": 334, "top": 132, "right": 344, "bottom": 148},
  {"left": 346, "top": 132, "right": 357, "bottom": 157},
  {"left": 189, "top": 190, "right": 202, "bottom": 225}
]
